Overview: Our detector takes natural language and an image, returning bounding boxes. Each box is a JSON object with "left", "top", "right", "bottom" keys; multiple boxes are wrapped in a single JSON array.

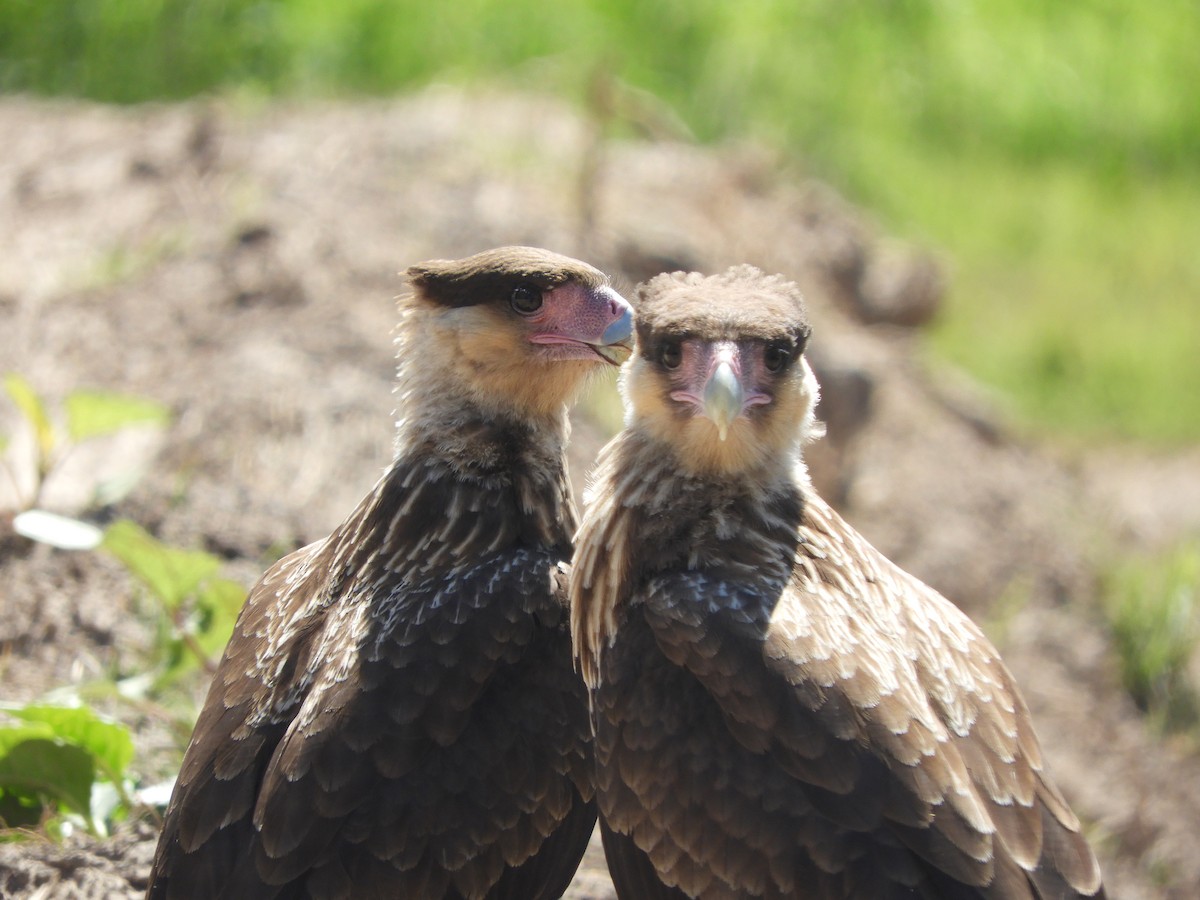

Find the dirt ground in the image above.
[{"left": 1, "top": 88, "right": 1198, "bottom": 898}]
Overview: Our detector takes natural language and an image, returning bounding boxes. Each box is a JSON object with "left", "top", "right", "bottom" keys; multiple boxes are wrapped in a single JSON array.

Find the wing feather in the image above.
[
  {"left": 150, "top": 450, "right": 594, "bottom": 899},
  {"left": 627, "top": 491, "right": 1103, "bottom": 896}
]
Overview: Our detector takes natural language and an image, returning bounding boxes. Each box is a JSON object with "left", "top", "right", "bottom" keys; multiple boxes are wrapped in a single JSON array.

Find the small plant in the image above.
[
  {"left": 1103, "top": 541, "right": 1200, "bottom": 733},
  {"left": 2, "top": 373, "right": 170, "bottom": 514},
  {"left": 1, "top": 382, "right": 251, "bottom": 836},
  {"left": 0, "top": 523, "right": 247, "bottom": 839},
  {"left": 101, "top": 520, "right": 246, "bottom": 691},
  {"left": 0, "top": 703, "right": 135, "bottom": 837}
]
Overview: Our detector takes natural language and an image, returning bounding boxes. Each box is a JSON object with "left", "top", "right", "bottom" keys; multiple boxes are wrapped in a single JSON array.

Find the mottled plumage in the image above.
[
  {"left": 571, "top": 267, "right": 1104, "bottom": 899},
  {"left": 148, "top": 247, "right": 633, "bottom": 899}
]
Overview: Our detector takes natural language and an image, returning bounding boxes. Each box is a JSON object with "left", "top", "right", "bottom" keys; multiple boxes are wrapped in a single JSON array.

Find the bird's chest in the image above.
[
  {"left": 365, "top": 548, "right": 564, "bottom": 652},
  {"left": 593, "top": 613, "right": 823, "bottom": 897},
  {"left": 341, "top": 550, "right": 570, "bottom": 713},
  {"left": 267, "top": 551, "right": 592, "bottom": 895},
  {"left": 634, "top": 493, "right": 798, "bottom": 591},
  {"left": 594, "top": 607, "right": 779, "bottom": 793},
  {"left": 272, "top": 548, "right": 576, "bottom": 743}
]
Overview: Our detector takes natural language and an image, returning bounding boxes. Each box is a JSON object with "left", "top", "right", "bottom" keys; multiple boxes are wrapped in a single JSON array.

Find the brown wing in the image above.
[
  {"left": 630, "top": 518, "right": 1104, "bottom": 898},
  {"left": 151, "top": 548, "right": 595, "bottom": 899},
  {"left": 599, "top": 818, "right": 692, "bottom": 900},
  {"left": 596, "top": 585, "right": 931, "bottom": 900},
  {"left": 484, "top": 791, "right": 597, "bottom": 900},
  {"left": 149, "top": 462, "right": 595, "bottom": 900},
  {"left": 147, "top": 539, "right": 332, "bottom": 899}
]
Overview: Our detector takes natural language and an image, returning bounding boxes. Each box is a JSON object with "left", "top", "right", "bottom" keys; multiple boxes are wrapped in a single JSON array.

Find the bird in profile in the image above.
[
  {"left": 571, "top": 266, "right": 1105, "bottom": 899},
  {"left": 148, "top": 246, "right": 634, "bottom": 899}
]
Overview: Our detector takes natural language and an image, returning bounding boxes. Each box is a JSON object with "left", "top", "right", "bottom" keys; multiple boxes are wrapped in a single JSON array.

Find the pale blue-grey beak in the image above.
[
  {"left": 703, "top": 361, "right": 744, "bottom": 441},
  {"left": 596, "top": 304, "right": 634, "bottom": 365}
]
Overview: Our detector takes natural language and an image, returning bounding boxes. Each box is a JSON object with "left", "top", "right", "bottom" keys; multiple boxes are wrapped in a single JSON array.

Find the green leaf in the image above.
[
  {"left": 64, "top": 390, "right": 170, "bottom": 443},
  {"left": 3, "top": 373, "right": 56, "bottom": 462},
  {"left": 0, "top": 722, "right": 56, "bottom": 757},
  {"left": 102, "top": 520, "right": 221, "bottom": 609},
  {"left": 156, "top": 636, "right": 196, "bottom": 689},
  {"left": 162, "top": 577, "right": 246, "bottom": 684},
  {"left": 5, "top": 706, "right": 133, "bottom": 785},
  {"left": 0, "top": 738, "right": 95, "bottom": 820},
  {"left": 195, "top": 578, "right": 246, "bottom": 649},
  {"left": 156, "top": 579, "right": 244, "bottom": 686}
]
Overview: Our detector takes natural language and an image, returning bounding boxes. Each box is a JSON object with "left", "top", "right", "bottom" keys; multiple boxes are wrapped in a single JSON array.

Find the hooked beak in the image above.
[
  {"left": 527, "top": 283, "right": 634, "bottom": 366},
  {"left": 594, "top": 299, "right": 633, "bottom": 365},
  {"left": 703, "top": 361, "right": 744, "bottom": 441}
]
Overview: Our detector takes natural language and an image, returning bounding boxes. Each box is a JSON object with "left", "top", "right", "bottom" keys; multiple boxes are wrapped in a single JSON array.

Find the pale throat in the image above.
[{"left": 394, "top": 330, "right": 578, "bottom": 442}]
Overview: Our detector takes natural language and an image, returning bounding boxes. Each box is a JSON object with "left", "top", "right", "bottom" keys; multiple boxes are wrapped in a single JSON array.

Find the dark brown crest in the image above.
[
  {"left": 408, "top": 245, "right": 608, "bottom": 308},
  {"left": 634, "top": 265, "right": 812, "bottom": 348}
]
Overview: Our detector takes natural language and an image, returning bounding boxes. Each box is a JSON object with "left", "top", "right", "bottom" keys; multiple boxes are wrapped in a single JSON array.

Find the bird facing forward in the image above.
[
  {"left": 571, "top": 266, "right": 1104, "bottom": 899},
  {"left": 148, "top": 246, "right": 633, "bottom": 899}
]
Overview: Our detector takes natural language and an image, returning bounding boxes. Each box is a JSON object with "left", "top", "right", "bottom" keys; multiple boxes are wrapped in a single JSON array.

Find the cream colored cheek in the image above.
[
  {"left": 623, "top": 362, "right": 669, "bottom": 415},
  {"left": 453, "top": 315, "right": 523, "bottom": 373},
  {"left": 769, "top": 361, "right": 821, "bottom": 443}
]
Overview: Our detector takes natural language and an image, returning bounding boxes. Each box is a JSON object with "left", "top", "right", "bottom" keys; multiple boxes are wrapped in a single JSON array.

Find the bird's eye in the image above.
[
  {"left": 510, "top": 284, "right": 543, "bottom": 314},
  {"left": 659, "top": 340, "right": 683, "bottom": 370},
  {"left": 763, "top": 343, "right": 791, "bottom": 373}
]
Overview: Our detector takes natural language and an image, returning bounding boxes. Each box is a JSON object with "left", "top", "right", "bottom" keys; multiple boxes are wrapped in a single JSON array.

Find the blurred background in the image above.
[
  {"left": 2, "top": 0, "right": 1198, "bottom": 441},
  {"left": 2, "top": 2, "right": 1199, "bottom": 898}
]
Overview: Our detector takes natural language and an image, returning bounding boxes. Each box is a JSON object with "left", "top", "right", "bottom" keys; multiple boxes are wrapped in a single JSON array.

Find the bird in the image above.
[
  {"left": 147, "top": 246, "right": 634, "bottom": 900},
  {"left": 570, "top": 266, "right": 1105, "bottom": 899}
]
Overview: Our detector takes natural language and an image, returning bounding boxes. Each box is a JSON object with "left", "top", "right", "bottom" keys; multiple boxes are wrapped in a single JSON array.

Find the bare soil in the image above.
[{"left": 1, "top": 88, "right": 1198, "bottom": 898}]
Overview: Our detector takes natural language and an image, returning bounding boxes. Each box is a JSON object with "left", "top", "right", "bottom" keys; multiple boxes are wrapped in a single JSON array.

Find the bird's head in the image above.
[
  {"left": 622, "top": 266, "right": 823, "bottom": 476},
  {"left": 401, "top": 247, "right": 633, "bottom": 422}
]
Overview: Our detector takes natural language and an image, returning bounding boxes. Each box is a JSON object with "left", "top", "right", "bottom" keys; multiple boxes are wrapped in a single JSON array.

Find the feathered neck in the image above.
[
  {"left": 392, "top": 374, "right": 573, "bottom": 466},
  {"left": 318, "top": 374, "right": 577, "bottom": 597},
  {"left": 394, "top": 398, "right": 571, "bottom": 486}
]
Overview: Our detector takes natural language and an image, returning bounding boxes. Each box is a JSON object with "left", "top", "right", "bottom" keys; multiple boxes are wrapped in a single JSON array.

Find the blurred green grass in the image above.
[
  {"left": 1103, "top": 540, "right": 1200, "bottom": 734},
  {"left": 2, "top": 0, "right": 1197, "bottom": 443}
]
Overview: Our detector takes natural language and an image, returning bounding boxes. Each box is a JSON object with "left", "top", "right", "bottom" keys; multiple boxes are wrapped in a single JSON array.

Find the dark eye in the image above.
[
  {"left": 510, "top": 284, "right": 543, "bottom": 314},
  {"left": 659, "top": 339, "right": 682, "bottom": 370},
  {"left": 763, "top": 342, "right": 791, "bottom": 373}
]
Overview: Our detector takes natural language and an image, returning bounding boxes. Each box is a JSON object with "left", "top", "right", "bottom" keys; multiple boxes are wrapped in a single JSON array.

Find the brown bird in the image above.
[
  {"left": 148, "top": 247, "right": 633, "bottom": 899},
  {"left": 571, "top": 266, "right": 1105, "bottom": 899}
]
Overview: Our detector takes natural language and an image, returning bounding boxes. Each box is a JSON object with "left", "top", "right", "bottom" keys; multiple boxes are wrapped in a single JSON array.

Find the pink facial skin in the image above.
[
  {"left": 524, "top": 283, "right": 633, "bottom": 365},
  {"left": 667, "top": 339, "right": 774, "bottom": 437}
]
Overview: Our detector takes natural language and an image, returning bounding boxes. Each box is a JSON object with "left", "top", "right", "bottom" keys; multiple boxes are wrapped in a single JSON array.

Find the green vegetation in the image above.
[
  {"left": 2, "top": 380, "right": 245, "bottom": 836},
  {"left": 102, "top": 520, "right": 246, "bottom": 693},
  {"left": 1, "top": 374, "right": 224, "bottom": 684},
  {"left": 0, "top": 703, "right": 135, "bottom": 836},
  {"left": 0, "top": 515, "right": 247, "bottom": 838},
  {"left": 0, "top": 519, "right": 247, "bottom": 838},
  {"left": 2, "top": 1, "right": 1197, "bottom": 442},
  {"left": 1103, "top": 541, "right": 1200, "bottom": 734}
]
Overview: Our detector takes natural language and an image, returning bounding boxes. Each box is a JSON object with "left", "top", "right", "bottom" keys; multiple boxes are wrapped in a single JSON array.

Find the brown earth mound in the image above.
[{"left": 1, "top": 88, "right": 1198, "bottom": 898}]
